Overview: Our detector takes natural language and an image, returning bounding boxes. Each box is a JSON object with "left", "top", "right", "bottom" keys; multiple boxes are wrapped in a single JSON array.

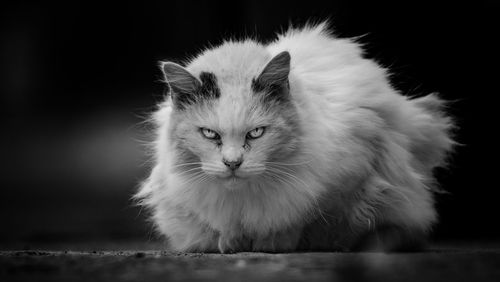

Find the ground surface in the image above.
[{"left": 1, "top": 243, "right": 500, "bottom": 282}]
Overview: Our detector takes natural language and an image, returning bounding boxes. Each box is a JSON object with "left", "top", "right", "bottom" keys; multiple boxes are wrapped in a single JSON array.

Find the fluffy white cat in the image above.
[{"left": 136, "top": 23, "right": 455, "bottom": 253}]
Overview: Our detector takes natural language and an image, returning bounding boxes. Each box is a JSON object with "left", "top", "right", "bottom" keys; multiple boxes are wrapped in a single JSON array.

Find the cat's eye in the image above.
[
  {"left": 247, "top": 127, "right": 265, "bottom": 139},
  {"left": 200, "top": 128, "right": 220, "bottom": 140}
]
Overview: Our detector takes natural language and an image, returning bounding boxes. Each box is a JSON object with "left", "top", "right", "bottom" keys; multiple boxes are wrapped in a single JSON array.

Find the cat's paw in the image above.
[
  {"left": 351, "top": 225, "right": 426, "bottom": 252},
  {"left": 217, "top": 234, "right": 251, "bottom": 254},
  {"left": 252, "top": 229, "right": 301, "bottom": 252},
  {"left": 252, "top": 237, "right": 294, "bottom": 252}
]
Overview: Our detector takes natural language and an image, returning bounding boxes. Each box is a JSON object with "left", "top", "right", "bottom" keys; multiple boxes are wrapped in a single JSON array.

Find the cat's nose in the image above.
[{"left": 223, "top": 158, "right": 242, "bottom": 170}]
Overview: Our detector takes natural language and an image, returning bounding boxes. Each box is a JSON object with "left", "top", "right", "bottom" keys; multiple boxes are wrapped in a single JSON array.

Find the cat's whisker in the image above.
[
  {"left": 266, "top": 166, "right": 309, "bottom": 189},
  {"left": 202, "top": 169, "right": 228, "bottom": 176},
  {"left": 243, "top": 164, "right": 265, "bottom": 169},
  {"left": 179, "top": 172, "right": 211, "bottom": 189},
  {"left": 202, "top": 165, "right": 225, "bottom": 170},
  {"left": 185, "top": 174, "right": 206, "bottom": 188},
  {"left": 265, "top": 164, "right": 297, "bottom": 175},
  {"left": 242, "top": 169, "right": 265, "bottom": 173},
  {"left": 175, "top": 168, "right": 209, "bottom": 182},
  {"left": 172, "top": 162, "right": 225, "bottom": 175},
  {"left": 173, "top": 169, "right": 207, "bottom": 182},
  {"left": 171, "top": 162, "right": 204, "bottom": 168},
  {"left": 177, "top": 172, "right": 204, "bottom": 185},
  {"left": 192, "top": 172, "right": 215, "bottom": 190},
  {"left": 263, "top": 171, "right": 297, "bottom": 190},
  {"left": 241, "top": 164, "right": 266, "bottom": 173},
  {"left": 265, "top": 171, "right": 311, "bottom": 200},
  {"left": 201, "top": 166, "right": 225, "bottom": 172},
  {"left": 173, "top": 166, "right": 203, "bottom": 174},
  {"left": 264, "top": 159, "right": 313, "bottom": 167},
  {"left": 264, "top": 168, "right": 301, "bottom": 188}
]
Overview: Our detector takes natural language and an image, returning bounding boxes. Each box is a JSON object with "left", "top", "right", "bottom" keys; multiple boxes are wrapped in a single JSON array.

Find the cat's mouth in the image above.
[
  {"left": 212, "top": 170, "right": 261, "bottom": 184},
  {"left": 218, "top": 174, "right": 252, "bottom": 189},
  {"left": 219, "top": 171, "right": 245, "bottom": 180},
  {"left": 201, "top": 164, "right": 265, "bottom": 181}
]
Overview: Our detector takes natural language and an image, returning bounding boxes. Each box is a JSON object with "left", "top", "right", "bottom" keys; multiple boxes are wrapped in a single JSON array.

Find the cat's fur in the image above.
[{"left": 136, "top": 22, "right": 455, "bottom": 253}]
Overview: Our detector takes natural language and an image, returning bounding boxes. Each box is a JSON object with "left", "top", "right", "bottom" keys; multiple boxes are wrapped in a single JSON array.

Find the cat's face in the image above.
[
  {"left": 171, "top": 92, "right": 300, "bottom": 184},
  {"left": 164, "top": 51, "right": 300, "bottom": 186}
]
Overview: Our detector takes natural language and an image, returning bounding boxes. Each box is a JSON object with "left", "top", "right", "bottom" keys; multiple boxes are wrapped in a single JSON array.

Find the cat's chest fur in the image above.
[{"left": 170, "top": 173, "right": 323, "bottom": 236}]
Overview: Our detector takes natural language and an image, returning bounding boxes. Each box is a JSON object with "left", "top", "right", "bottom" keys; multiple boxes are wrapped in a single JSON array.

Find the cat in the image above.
[{"left": 135, "top": 22, "right": 455, "bottom": 253}]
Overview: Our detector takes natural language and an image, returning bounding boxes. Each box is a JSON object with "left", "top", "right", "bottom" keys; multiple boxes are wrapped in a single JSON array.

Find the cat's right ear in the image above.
[
  {"left": 255, "top": 51, "right": 291, "bottom": 88},
  {"left": 251, "top": 51, "right": 291, "bottom": 102},
  {"left": 160, "top": 62, "right": 201, "bottom": 109}
]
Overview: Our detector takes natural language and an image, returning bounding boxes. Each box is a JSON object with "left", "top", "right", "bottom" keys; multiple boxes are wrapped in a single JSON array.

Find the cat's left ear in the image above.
[
  {"left": 160, "top": 61, "right": 201, "bottom": 109},
  {"left": 252, "top": 51, "right": 291, "bottom": 97}
]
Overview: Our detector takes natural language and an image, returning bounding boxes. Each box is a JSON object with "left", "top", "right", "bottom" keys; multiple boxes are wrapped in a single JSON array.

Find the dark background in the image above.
[{"left": 0, "top": 0, "right": 497, "bottom": 248}]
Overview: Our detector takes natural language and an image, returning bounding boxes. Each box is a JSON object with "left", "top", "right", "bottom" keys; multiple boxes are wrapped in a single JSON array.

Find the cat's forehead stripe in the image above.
[{"left": 198, "top": 71, "right": 221, "bottom": 100}]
